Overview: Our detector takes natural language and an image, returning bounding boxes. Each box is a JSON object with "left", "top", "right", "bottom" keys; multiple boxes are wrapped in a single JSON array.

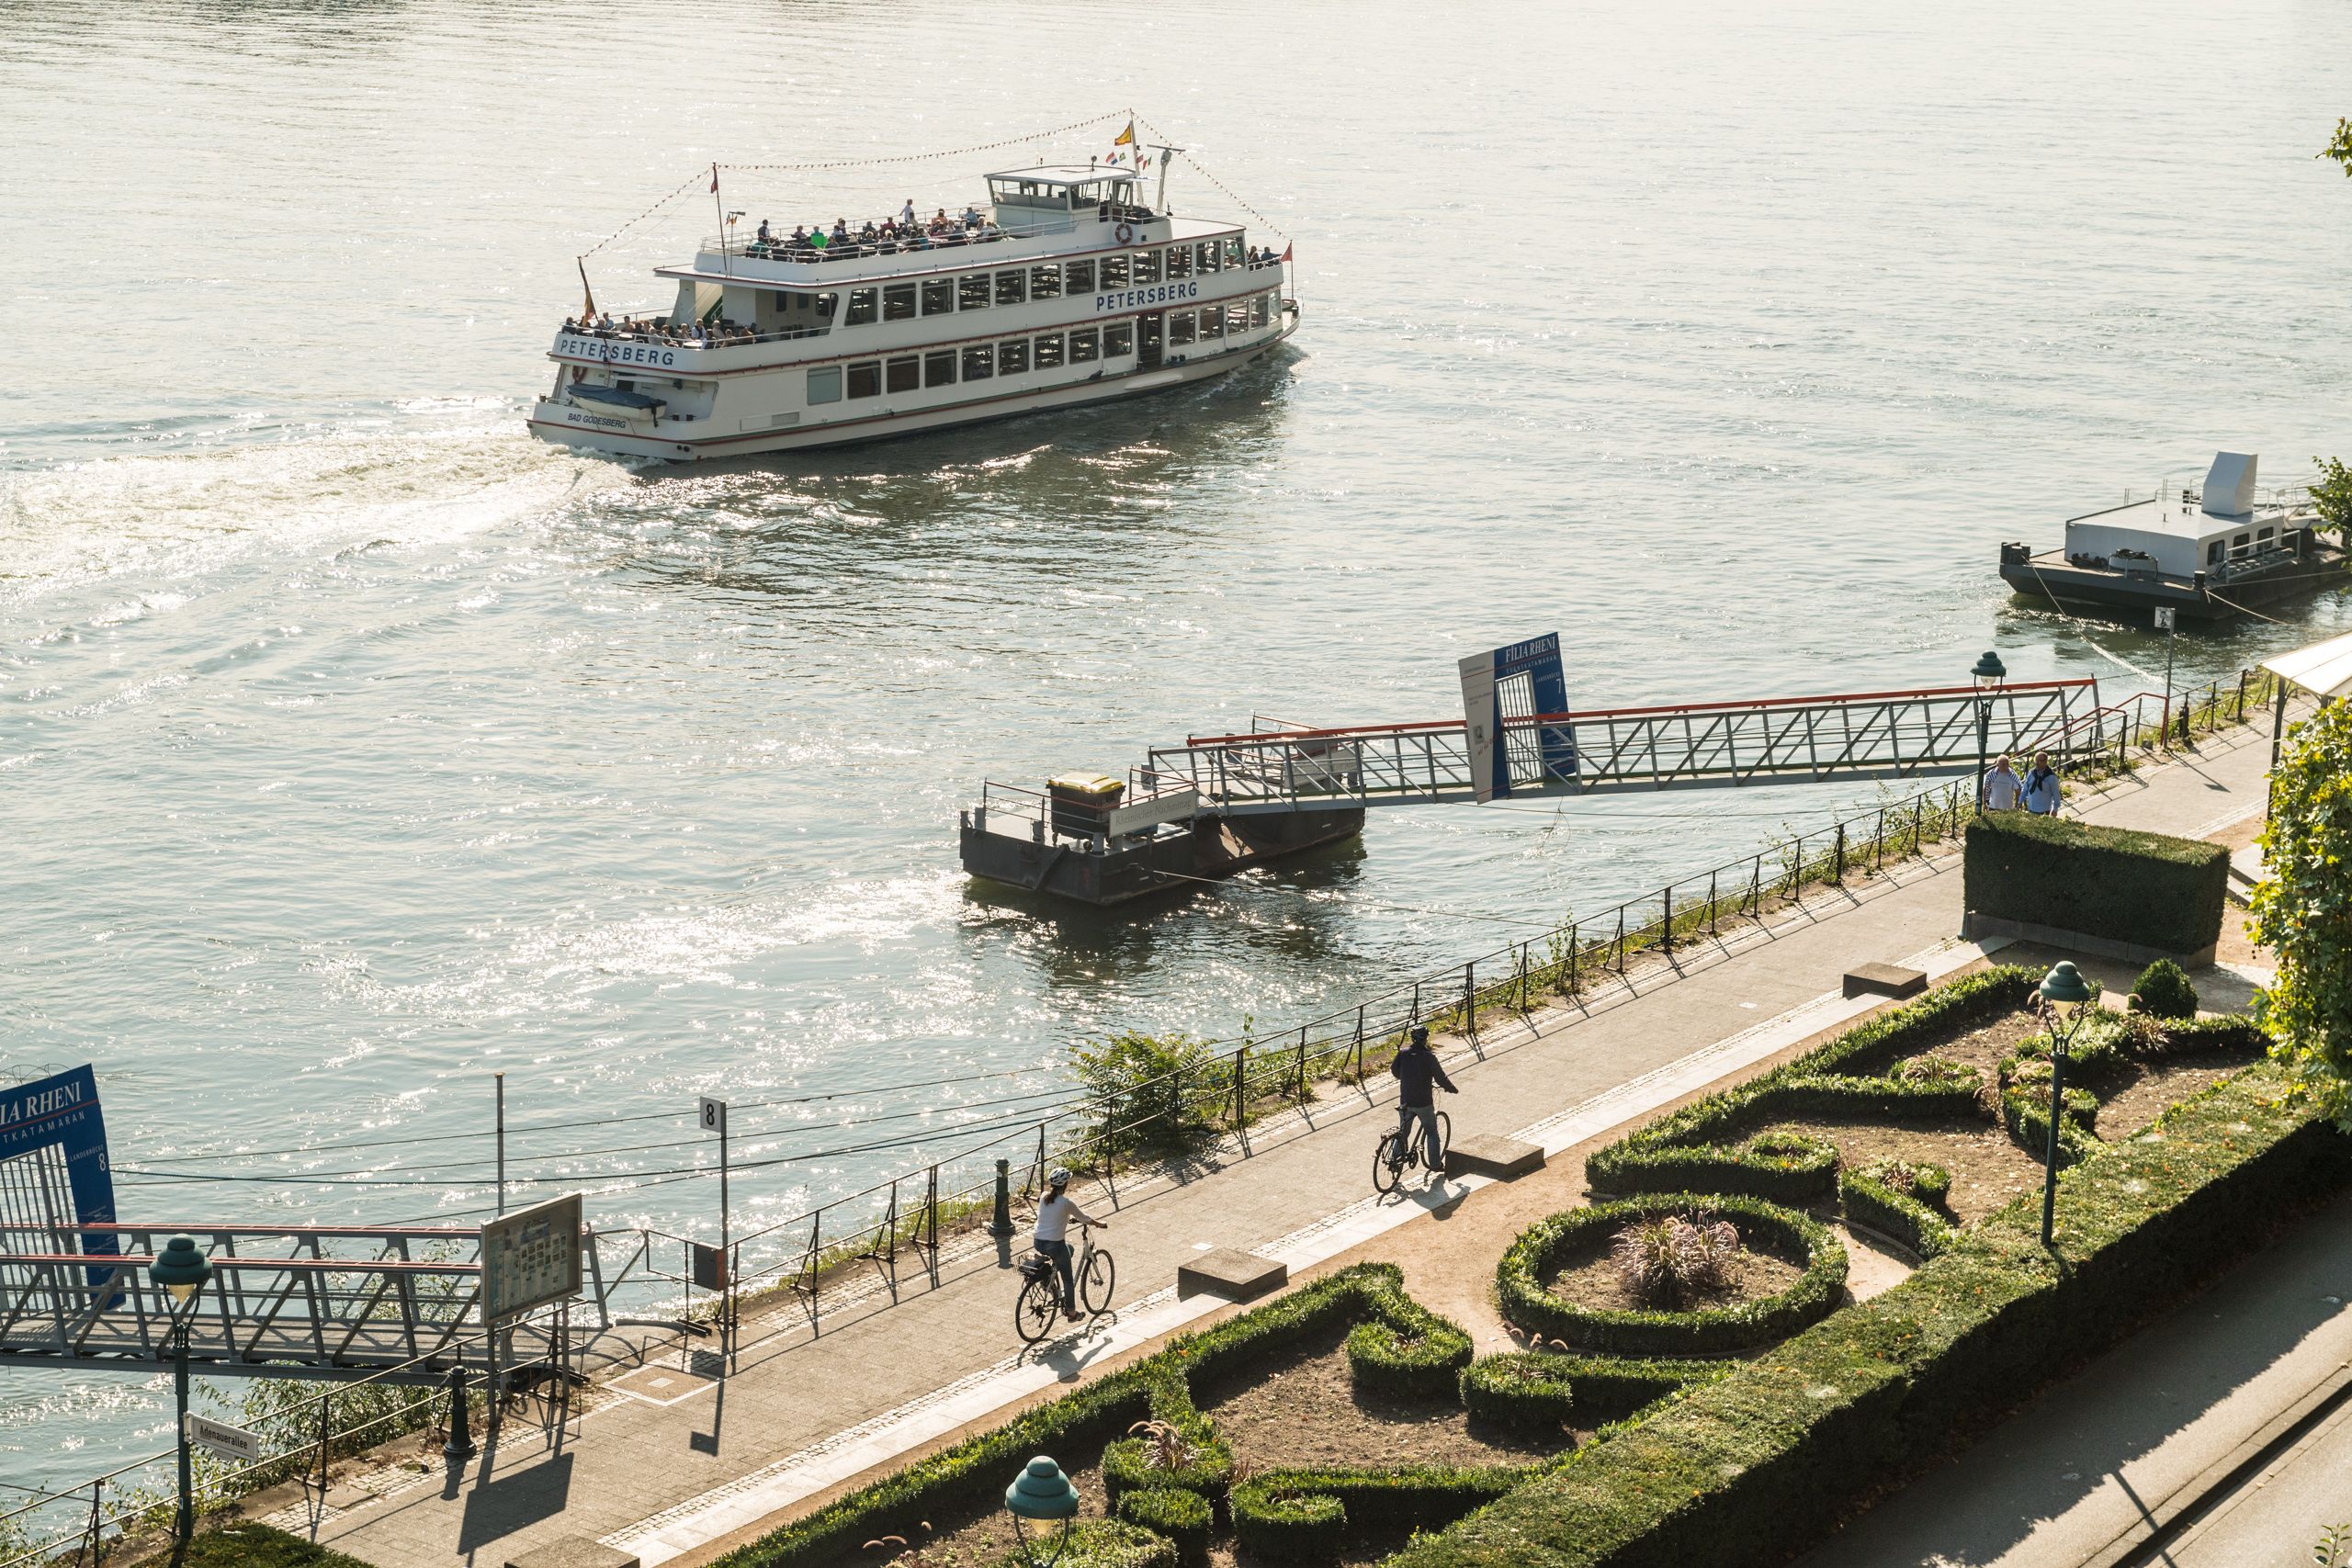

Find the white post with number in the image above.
[
  {"left": 2155, "top": 605, "right": 2177, "bottom": 740},
  {"left": 699, "top": 1096, "right": 729, "bottom": 1352}
]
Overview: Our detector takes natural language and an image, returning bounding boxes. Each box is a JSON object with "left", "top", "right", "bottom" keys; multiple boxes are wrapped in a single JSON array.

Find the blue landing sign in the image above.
[
  {"left": 0, "top": 1065, "right": 121, "bottom": 1284},
  {"left": 1458, "top": 633, "right": 1576, "bottom": 803}
]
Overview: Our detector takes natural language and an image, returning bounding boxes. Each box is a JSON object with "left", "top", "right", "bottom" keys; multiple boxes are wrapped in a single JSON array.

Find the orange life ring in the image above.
[{"left": 1114, "top": 221, "right": 1134, "bottom": 244}]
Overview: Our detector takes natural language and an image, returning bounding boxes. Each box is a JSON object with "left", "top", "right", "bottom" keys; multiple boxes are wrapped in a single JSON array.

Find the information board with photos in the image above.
[{"left": 481, "top": 1192, "right": 582, "bottom": 1323}]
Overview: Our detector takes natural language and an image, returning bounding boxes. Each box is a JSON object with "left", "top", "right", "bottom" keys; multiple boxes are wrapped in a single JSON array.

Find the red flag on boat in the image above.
[
  {"left": 709, "top": 164, "right": 719, "bottom": 193},
  {"left": 1280, "top": 243, "right": 1293, "bottom": 262}
]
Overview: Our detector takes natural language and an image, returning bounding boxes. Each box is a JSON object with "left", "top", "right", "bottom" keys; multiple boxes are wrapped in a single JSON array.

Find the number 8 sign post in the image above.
[{"left": 700, "top": 1096, "right": 729, "bottom": 1340}]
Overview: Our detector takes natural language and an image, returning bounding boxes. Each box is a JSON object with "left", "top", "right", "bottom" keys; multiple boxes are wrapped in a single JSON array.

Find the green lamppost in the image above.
[
  {"left": 1004, "top": 1454, "right": 1081, "bottom": 1567},
  {"left": 149, "top": 1235, "right": 214, "bottom": 1547},
  {"left": 1972, "top": 650, "right": 2008, "bottom": 816},
  {"left": 2036, "top": 962, "right": 2098, "bottom": 1247}
]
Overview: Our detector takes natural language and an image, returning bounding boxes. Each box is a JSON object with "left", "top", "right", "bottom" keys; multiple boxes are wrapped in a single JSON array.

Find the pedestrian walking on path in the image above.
[
  {"left": 2021, "top": 750, "right": 2062, "bottom": 815},
  {"left": 1982, "top": 753, "right": 2022, "bottom": 811},
  {"left": 1389, "top": 1026, "right": 1458, "bottom": 1168}
]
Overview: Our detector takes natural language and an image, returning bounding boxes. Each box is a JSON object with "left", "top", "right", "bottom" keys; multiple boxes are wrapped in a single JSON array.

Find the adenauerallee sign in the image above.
[{"left": 0, "top": 1065, "right": 121, "bottom": 1285}]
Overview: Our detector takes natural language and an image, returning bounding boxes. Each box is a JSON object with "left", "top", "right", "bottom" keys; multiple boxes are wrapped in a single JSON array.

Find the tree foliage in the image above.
[
  {"left": 1069, "top": 1029, "right": 1231, "bottom": 1161},
  {"left": 2312, "top": 457, "right": 2352, "bottom": 544},
  {"left": 2250, "top": 698, "right": 2352, "bottom": 1129},
  {"left": 2324, "top": 118, "right": 2352, "bottom": 177}
]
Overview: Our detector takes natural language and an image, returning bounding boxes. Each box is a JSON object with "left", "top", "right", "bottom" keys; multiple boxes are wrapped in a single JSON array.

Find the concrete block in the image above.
[
  {"left": 1843, "top": 962, "right": 1928, "bottom": 1000},
  {"left": 505, "top": 1541, "right": 639, "bottom": 1568},
  {"left": 1177, "top": 1247, "right": 1287, "bottom": 1302},
  {"left": 1444, "top": 1134, "right": 1545, "bottom": 1180}
]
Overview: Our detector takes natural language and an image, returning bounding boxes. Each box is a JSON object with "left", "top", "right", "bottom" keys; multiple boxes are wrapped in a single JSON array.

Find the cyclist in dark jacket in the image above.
[{"left": 1388, "top": 1027, "right": 1457, "bottom": 1169}]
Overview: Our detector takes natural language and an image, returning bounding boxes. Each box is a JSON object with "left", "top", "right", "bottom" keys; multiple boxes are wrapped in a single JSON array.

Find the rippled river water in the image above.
[{"left": 3, "top": 0, "right": 2348, "bottom": 1490}]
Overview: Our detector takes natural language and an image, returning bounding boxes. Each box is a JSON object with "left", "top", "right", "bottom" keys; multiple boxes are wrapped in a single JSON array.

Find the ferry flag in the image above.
[
  {"left": 709, "top": 164, "right": 719, "bottom": 193},
  {"left": 1114, "top": 121, "right": 1136, "bottom": 147},
  {"left": 1280, "top": 243, "right": 1293, "bottom": 262}
]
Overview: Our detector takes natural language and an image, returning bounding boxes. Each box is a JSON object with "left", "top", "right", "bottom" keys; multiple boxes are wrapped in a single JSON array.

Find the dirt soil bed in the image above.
[
  {"left": 1543, "top": 1233, "right": 1803, "bottom": 1314},
  {"left": 1898, "top": 1010, "right": 2046, "bottom": 1076},
  {"left": 1758, "top": 1116, "right": 2043, "bottom": 1227},
  {"left": 1202, "top": 1334, "right": 1561, "bottom": 1473},
  {"left": 2093, "top": 1051, "right": 2263, "bottom": 1139}
]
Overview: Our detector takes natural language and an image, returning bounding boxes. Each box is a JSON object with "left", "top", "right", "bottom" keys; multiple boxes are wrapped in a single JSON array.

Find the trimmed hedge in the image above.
[
  {"left": 1102, "top": 1427, "right": 1234, "bottom": 1510},
  {"left": 1115, "top": 1485, "right": 1212, "bottom": 1564},
  {"left": 2132, "top": 958, "right": 2200, "bottom": 1020},
  {"left": 1497, "top": 1195, "right": 1848, "bottom": 1355},
  {"left": 1459, "top": 1352, "right": 1728, "bottom": 1429},
  {"left": 1589, "top": 967, "right": 2037, "bottom": 1196},
  {"left": 989, "top": 1518, "right": 1175, "bottom": 1568},
  {"left": 1964, "top": 811, "right": 2228, "bottom": 955},
  {"left": 1232, "top": 1466, "right": 1529, "bottom": 1562},
  {"left": 1347, "top": 1317, "right": 1475, "bottom": 1402},
  {"left": 1384, "top": 1063, "right": 2350, "bottom": 1568},
  {"left": 1838, "top": 1163, "right": 1957, "bottom": 1259}
]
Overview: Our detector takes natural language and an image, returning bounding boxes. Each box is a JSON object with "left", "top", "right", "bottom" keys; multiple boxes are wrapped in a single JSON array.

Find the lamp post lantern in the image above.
[
  {"left": 149, "top": 1234, "right": 214, "bottom": 1547},
  {"left": 1972, "top": 650, "right": 2008, "bottom": 817},
  {"left": 2036, "top": 962, "right": 2098, "bottom": 1247},
  {"left": 1004, "top": 1454, "right": 1081, "bottom": 1568}
]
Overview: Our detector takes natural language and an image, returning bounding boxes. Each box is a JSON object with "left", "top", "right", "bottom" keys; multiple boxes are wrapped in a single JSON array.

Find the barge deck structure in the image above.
[
  {"left": 530, "top": 150, "right": 1296, "bottom": 462},
  {"left": 2000, "top": 451, "right": 2343, "bottom": 624}
]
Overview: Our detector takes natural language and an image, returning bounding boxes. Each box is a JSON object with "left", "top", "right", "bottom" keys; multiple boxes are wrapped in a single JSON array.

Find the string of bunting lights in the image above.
[
  {"left": 579, "top": 166, "right": 718, "bottom": 259},
  {"left": 1137, "top": 113, "right": 1292, "bottom": 249},
  {"left": 717, "top": 108, "right": 1133, "bottom": 175}
]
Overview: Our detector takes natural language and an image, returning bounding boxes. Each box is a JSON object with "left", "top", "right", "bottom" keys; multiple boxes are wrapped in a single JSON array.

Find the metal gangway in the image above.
[
  {"left": 1144, "top": 678, "right": 2105, "bottom": 815},
  {"left": 0, "top": 1220, "right": 619, "bottom": 1382}
]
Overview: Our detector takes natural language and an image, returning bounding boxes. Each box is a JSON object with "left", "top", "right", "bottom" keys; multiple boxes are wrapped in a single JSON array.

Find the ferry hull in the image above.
[
  {"left": 530, "top": 321, "right": 1295, "bottom": 464},
  {"left": 960, "top": 806, "right": 1365, "bottom": 908},
  {"left": 2000, "top": 546, "right": 2347, "bottom": 625}
]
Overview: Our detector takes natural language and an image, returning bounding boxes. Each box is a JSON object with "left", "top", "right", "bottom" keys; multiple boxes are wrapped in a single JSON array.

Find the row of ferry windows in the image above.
[
  {"left": 834, "top": 238, "right": 1253, "bottom": 326},
  {"left": 806, "top": 322, "right": 1137, "bottom": 404}
]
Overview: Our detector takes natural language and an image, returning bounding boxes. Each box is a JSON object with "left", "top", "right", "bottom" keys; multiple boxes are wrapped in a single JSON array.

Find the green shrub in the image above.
[
  {"left": 1459, "top": 1352, "right": 1726, "bottom": 1428},
  {"left": 2132, "top": 958, "right": 2200, "bottom": 1020},
  {"left": 1102, "top": 1420, "right": 1233, "bottom": 1509},
  {"left": 1069, "top": 1030, "right": 1234, "bottom": 1160},
  {"left": 1855, "top": 1156, "right": 1952, "bottom": 1210},
  {"left": 989, "top": 1518, "right": 1175, "bottom": 1568},
  {"left": 1964, "top": 811, "right": 2228, "bottom": 955},
  {"left": 1589, "top": 968, "right": 2037, "bottom": 1196},
  {"left": 1230, "top": 1479, "right": 1347, "bottom": 1562},
  {"left": 1839, "top": 1165, "right": 1957, "bottom": 1258},
  {"left": 1346, "top": 1318, "right": 1474, "bottom": 1402},
  {"left": 1114, "top": 1486, "right": 1212, "bottom": 1564},
  {"left": 122, "top": 1525, "right": 374, "bottom": 1568},
  {"left": 2150, "top": 1015, "right": 2267, "bottom": 1056},
  {"left": 1497, "top": 1195, "right": 1847, "bottom": 1355},
  {"left": 1387, "top": 1064, "right": 2347, "bottom": 1568}
]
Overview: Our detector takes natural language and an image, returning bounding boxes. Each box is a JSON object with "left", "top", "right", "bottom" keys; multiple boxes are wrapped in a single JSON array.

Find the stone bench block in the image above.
[
  {"left": 1444, "top": 1134, "right": 1545, "bottom": 1180},
  {"left": 505, "top": 1540, "right": 639, "bottom": 1568},
  {"left": 1843, "top": 962, "right": 1928, "bottom": 1000},
  {"left": 1177, "top": 1247, "right": 1287, "bottom": 1302}
]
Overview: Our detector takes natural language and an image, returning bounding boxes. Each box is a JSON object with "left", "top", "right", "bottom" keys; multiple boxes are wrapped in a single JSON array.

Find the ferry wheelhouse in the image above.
[{"left": 530, "top": 164, "right": 1297, "bottom": 460}]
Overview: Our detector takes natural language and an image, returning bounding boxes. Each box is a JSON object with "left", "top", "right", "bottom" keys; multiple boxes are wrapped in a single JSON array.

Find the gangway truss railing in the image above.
[{"left": 1146, "top": 679, "right": 2103, "bottom": 814}]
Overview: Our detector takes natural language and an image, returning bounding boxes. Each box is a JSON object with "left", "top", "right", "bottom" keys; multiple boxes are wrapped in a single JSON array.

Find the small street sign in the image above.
[
  {"left": 690, "top": 1241, "right": 729, "bottom": 1291},
  {"left": 185, "top": 1413, "right": 265, "bottom": 1464},
  {"left": 699, "top": 1096, "right": 727, "bottom": 1135},
  {"left": 2154, "top": 606, "right": 2177, "bottom": 631}
]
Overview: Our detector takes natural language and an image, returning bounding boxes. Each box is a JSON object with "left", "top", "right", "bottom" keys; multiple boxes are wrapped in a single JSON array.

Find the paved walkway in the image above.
[{"left": 300, "top": 716, "right": 2290, "bottom": 1568}]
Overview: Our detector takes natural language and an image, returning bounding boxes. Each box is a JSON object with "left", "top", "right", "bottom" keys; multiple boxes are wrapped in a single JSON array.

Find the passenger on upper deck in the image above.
[
  {"left": 931, "top": 208, "right": 950, "bottom": 234},
  {"left": 962, "top": 204, "right": 981, "bottom": 229},
  {"left": 790, "top": 223, "right": 808, "bottom": 248},
  {"left": 831, "top": 219, "right": 850, "bottom": 246},
  {"left": 899, "top": 198, "right": 916, "bottom": 230},
  {"left": 757, "top": 219, "right": 771, "bottom": 243}
]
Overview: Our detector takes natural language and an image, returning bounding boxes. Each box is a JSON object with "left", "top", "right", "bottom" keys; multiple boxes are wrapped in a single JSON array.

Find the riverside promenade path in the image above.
[{"left": 298, "top": 715, "right": 2290, "bottom": 1568}]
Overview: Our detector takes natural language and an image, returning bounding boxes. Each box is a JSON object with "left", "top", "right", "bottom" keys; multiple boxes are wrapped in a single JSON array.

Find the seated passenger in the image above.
[
  {"left": 831, "top": 219, "right": 850, "bottom": 246},
  {"left": 858, "top": 220, "right": 878, "bottom": 243},
  {"left": 962, "top": 204, "right": 981, "bottom": 228}
]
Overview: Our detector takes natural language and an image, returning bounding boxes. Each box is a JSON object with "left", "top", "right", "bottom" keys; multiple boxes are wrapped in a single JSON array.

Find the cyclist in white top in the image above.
[{"left": 1033, "top": 1168, "right": 1103, "bottom": 1321}]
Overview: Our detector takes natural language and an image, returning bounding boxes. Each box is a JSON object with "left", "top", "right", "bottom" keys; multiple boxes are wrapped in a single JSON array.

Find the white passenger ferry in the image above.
[{"left": 529, "top": 162, "right": 1298, "bottom": 461}]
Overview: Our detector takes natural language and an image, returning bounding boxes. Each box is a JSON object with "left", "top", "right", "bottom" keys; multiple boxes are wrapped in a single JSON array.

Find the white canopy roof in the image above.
[{"left": 2262, "top": 626, "right": 2352, "bottom": 699}]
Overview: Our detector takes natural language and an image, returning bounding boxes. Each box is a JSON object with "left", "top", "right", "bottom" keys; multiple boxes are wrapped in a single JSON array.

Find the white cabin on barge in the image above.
[{"left": 530, "top": 164, "right": 1297, "bottom": 461}]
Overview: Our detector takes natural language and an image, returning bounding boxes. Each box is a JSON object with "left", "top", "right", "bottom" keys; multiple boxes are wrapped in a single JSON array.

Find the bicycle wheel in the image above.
[
  {"left": 1433, "top": 1112, "right": 1453, "bottom": 1171},
  {"left": 1014, "top": 1274, "right": 1060, "bottom": 1346},
  {"left": 1373, "top": 1133, "right": 1404, "bottom": 1195},
  {"left": 1080, "top": 1248, "right": 1116, "bottom": 1316}
]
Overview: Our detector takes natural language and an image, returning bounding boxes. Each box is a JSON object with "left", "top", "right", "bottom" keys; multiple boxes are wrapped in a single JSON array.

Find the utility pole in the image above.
[
  {"left": 494, "top": 1072, "right": 506, "bottom": 1216},
  {"left": 2156, "top": 606, "right": 2177, "bottom": 744}
]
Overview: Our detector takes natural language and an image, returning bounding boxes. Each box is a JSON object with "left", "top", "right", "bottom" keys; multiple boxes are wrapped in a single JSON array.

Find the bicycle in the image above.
[
  {"left": 1014, "top": 1224, "right": 1115, "bottom": 1346},
  {"left": 1373, "top": 1111, "right": 1451, "bottom": 1195}
]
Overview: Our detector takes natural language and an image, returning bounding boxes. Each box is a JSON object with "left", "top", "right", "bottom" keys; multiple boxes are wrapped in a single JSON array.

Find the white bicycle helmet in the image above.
[{"left": 1047, "top": 1167, "right": 1072, "bottom": 1189}]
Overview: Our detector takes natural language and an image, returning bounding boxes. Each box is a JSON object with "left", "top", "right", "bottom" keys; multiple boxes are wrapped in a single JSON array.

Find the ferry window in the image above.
[
  {"left": 995, "top": 270, "right": 1026, "bottom": 306},
  {"left": 1069, "top": 326, "right": 1101, "bottom": 363},
  {"left": 1065, "top": 259, "right": 1095, "bottom": 293},
  {"left": 1104, "top": 321, "right": 1134, "bottom": 356},
  {"left": 1030, "top": 265, "right": 1062, "bottom": 300},
  {"left": 884, "top": 284, "right": 917, "bottom": 321},
  {"left": 846, "top": 288, "right": 878, "bottom": 326},
  {"left": 2256, "top": 526, "right": 2276, "bottom": 546},
  {"left": 886, "top": 355, "right": 920, "bottom": 394},
  {"left": 2208, "top": 539, "right": 2226, "bottom": 565},
  {"left": 1166, "top": 245, "right": 1193, "bottom": 279},
  {"left": 1197, "top": 242, "right": 1220, "bottom": 274},
  {"left": 1224, "top": 236, "right": 1245, "bottom": 265},
  {"left": 959, "top": 273, "right": 992, "bottom": 310},
  {"left": 1133, "top": 250, "right": 1161, "bottom": 285},
  {"left": 999, "top": 339, "right": 1029, "bottom": 376},
  {"left": 1199, "top": 307, "right": 1224, "bottom": 340},
  {"left": 924, "top": 349, "right": 957, "bottom": 388},
  {"left": 847, "top": 361, "right": 881, "bottom": 399},
  {"left": 816, "top": 291, "right": 839, "bottom": 318},
  {"left": 1034, "top": 333, "right": 1065, "bottom": 368},
  {"left": 1251, "top": 294, "right": 1270, "bottom": 328},
  {"left": 922, "top": 277, "right": 955, "bottom": 316},
  {"left": 1168, "top": 311, "right": 1195, "bottom": 346},
  {"left": 962, "top": 344, "right": 994, "bottom": 380},
  {"left": 1227, "top": 301, "right": 1250, "bottom": 333},
  {"left": 2232, "top": 532, "right": 2250, "bottom": 556},
  {"left": 1101, "top": 254, "right": 1129, "bottom": 287},
  {"left": 808, "top": 367, "right": 842, "bottom": 404}
]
